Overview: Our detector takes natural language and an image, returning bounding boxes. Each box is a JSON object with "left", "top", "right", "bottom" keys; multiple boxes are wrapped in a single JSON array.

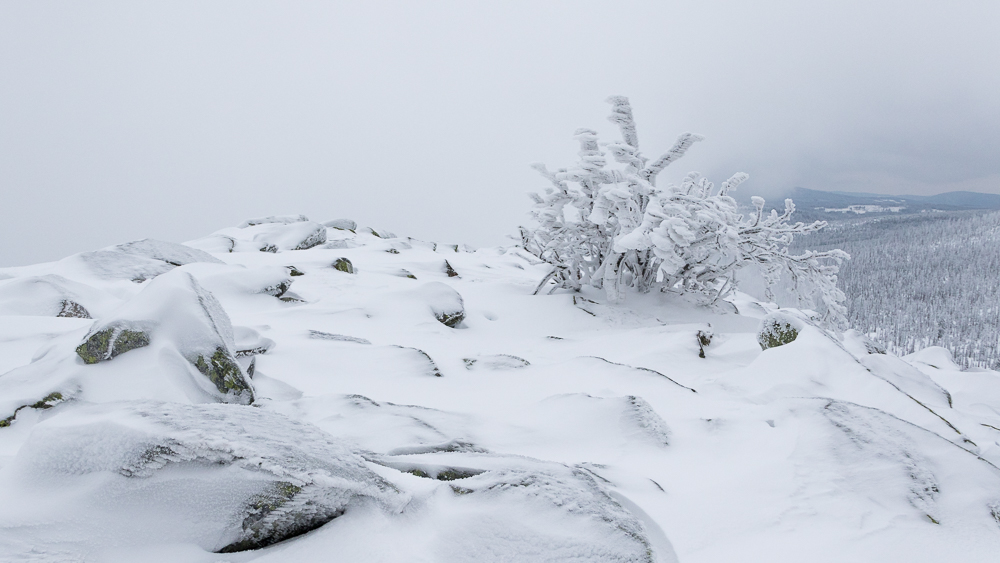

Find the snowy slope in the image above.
[{"left": 1, "top": 218, "right": 999, "bottom": 562}]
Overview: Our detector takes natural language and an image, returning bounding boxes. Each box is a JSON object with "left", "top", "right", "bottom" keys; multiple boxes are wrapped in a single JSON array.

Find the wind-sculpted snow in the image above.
[
  {"left": 188, "top": 218, "right": 327, "bottom": 254},
  {"left": 0, "top": 402, "right": 404, "bottom": 556},
  {"left": 2, "top": 219, "right": 1000, "bottom": 561},
  {"left": 0, "top": 274, "right": 120, "bottom": 318},
  {"left": 69, "top": 238, "right": 223, "bottom": 282},
  {"left": 72, "top": 269, "right": 252, "bottom": 403},
  {"left": 113, "top": 238, "right": 224, "bottom": 267},
  {"left": 0, "top": 270, "right": 252, "bottom": 421},
  {"left": 364, "top": 451, "right": 663, "bottom": 563}
]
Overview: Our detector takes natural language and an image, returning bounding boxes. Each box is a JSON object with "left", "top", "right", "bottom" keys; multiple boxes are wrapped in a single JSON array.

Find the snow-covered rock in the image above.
[
  {"left": 253, "top": 221, "right": 327, "bottom": 252},
  {"left": 323, "top": 218, "right": 357, "bottom": 231},
  {"left": 74, "top": 269, "right": 253, "bottom": 403},
  {"left": 69, "top": 238, "right": 224, "bottom": 282},
  {"left": 0, "top": 402, "right": 404, "bottom": 556},
  {"left": 757, "top": 310, "right": 804, "bottom": 349},
  {"left": 240, "top": 214, "right": 311, "bottom": 227},
  {"left": 415, "top": 281, "right": 464, "bottom": 327},
  {"left": 0, "top": 274, "right": 121, "bottom": 318}
]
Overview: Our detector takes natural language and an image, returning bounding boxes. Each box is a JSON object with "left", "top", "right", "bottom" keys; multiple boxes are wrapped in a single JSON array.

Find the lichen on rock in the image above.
[
  {"left": 193, "top": 347, "right": 254, "bottom": 400},
  {"left": 0, "top": 392, "right": 64, "bottom": 428},
  {"left": 57, "top": 300, "right": 92, "bottom": 319},
  {"left": 76, "top": 324, "right": 151, "bottom": 364},
  {"left": 757, "top": 312, "right": 803, "bottom": 350},
  {"left": 332, "top": 258, "right": 355, "bottom": 274}
]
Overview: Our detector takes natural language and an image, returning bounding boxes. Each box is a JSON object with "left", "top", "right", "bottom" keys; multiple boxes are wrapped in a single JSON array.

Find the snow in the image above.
[{"left": 1, "top": 218, "right": 1000, "bottom": 561}]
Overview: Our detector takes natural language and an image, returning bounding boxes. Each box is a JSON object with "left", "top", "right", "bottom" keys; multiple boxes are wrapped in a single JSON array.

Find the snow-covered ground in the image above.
[{"left": 1, "top": 216, "right": 999, "bottom": 562}]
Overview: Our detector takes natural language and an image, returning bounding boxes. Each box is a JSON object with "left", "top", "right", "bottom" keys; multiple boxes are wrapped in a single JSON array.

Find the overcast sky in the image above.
[{"left": 2, "top": 1, "right": 998, "bottom": 266}]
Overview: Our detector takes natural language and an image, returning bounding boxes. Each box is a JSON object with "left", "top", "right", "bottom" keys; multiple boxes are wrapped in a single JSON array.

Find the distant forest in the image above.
[{"left": 790, "top": 210, "right": 1000, "bottom": 369}]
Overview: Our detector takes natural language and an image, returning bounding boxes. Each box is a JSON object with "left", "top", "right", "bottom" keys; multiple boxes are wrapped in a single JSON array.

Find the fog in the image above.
[{"left": 2, "top": 0, "right": 998, "bottom": 266}]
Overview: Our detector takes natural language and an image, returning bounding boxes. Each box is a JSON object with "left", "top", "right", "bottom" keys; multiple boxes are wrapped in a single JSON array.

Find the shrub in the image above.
[{"left": 521, "top": 97, "right": 848, "bottom": 327}]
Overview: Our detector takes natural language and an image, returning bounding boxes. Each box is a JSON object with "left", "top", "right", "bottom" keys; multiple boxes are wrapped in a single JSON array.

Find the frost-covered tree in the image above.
[{"left": 521, "top": 96, "right": 849, "bottom": 327}]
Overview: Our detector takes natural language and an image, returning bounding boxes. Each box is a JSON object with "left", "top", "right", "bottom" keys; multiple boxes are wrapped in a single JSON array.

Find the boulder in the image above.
[
  {"left": 371, "top": 451, "right": 658, "bottom": 562},
  {"left": 183, "top": 264, "right": 294, "bottom": 300},
  {"left": 417, "top": 282, "right": 464, "bottom": 328},
  {"left": 0, "top": 274, "right": 121, "bottom": 318},
  {"left": 323, "top": 218, "right": 357, "bottom": 231},
  {"left": 75, "top": 239, "right": 222, "bottom": 281},
  {"left": 240, "top": 214, "right": 310, "bottom": 227},
  {"left": 73, "top": 269, "right": 254, "bottom": 404},
  {"left": 359, "top": 226, "right": 395, "bottom": 238},
  {"left": 252, "top": 221, "right": 327, "bottom": 252},
  {"left": 114, "top": 238, "right": 224, "bottom": 266},
  {"left": 332, "top": 258, "right": 355, "bottom": 274},
  {"left": 234, "top": 326, "right": 276, "bottom": 357},
  {"left": 757, "top": 312, "right": 804, "bottom": 350},
  {"left": 0, "top": 402, "right": 404, "bottom": 554}
]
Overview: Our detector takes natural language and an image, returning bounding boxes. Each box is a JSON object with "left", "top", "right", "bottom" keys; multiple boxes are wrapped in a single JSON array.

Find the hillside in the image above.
[
  {"left": 1, "top": 216, "right": 1000, "bottom": 562},
  {"left": 788, "top": 210, "right": 1000, "bottom": 369}
]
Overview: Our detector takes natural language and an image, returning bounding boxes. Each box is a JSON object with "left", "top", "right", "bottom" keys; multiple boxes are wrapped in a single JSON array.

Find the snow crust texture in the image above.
[{"left": 1, "top": 218, "right": 1000, "bottom": 562}]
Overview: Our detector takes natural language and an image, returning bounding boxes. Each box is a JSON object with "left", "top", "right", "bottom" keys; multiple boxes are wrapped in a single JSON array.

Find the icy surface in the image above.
[{"left": 1, "top": 220, "right": 1000, "bottom": 561}]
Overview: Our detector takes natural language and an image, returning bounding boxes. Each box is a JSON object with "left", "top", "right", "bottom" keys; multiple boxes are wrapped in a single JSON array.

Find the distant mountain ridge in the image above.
[{"left": 746, "top": 188, "right": 1000, "bottom": 221}]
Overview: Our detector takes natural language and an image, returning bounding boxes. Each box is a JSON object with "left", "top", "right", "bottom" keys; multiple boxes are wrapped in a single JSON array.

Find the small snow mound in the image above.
[
  {"left": 463, "top": 354, "right": 530, "bottom": 370},
  {"left": 908, "top": 346, "right": 962, "bottom": 371},
  {"left": 415, "top": 282, "right": 465, "bottom": 328},
  {"left": 308, "top": 330, "right": 371, "bottom": 344},
  {"left": 0, "top": 274, "right": 120, "bottom": 318},
  {"left": 233, "top": 326, "right": 276, "bottom": 357},
  {"left": 843, "top": 329, "right": 887, "bottom": 356}
]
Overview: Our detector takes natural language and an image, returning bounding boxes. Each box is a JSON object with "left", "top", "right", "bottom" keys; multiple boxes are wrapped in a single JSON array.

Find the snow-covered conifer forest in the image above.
[
  {"left": 2, "top": 99, "right": 1000, "bottom": 563},
  {"left": 789, "top": 210, "right": 1000, "bottom": 370}
]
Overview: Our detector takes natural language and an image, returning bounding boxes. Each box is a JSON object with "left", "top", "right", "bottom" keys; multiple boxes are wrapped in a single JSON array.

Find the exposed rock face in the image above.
[
  {"left": 757, "top": 312, "right": 803, "bottom": 350},
  {"left": 0, "top": 392, "right": 64, "bottom": 428},
  {"left": 76, "top": 323, "right": 151, "bottom": 364},
  {"left": 333, "top": 258, "right": 355, "bottom": 274},
  {"left": 57, "top": 300, "right": 91, "bottom": 319},
  {"left": 417, "top": 282, "right": 465, "bottom": 328},
  {"left": 193, "top": 347, "right": 252, "bottom": 397}
]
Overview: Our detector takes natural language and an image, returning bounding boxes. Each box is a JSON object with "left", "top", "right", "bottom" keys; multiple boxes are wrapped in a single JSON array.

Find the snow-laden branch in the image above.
[{"left": 520, "top": 98, "right": 850, "bottom": 327}]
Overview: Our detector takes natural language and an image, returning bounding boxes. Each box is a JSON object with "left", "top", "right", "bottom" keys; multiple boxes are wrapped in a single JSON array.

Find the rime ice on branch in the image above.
[{"left": 521, "top": 96, "right": 849, "bottom": 327}]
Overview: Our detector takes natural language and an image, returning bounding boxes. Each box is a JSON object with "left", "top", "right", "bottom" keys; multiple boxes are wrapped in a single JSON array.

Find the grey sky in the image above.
[{"left": 2, "top": 1, "right": 998, "bottom": 266}]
